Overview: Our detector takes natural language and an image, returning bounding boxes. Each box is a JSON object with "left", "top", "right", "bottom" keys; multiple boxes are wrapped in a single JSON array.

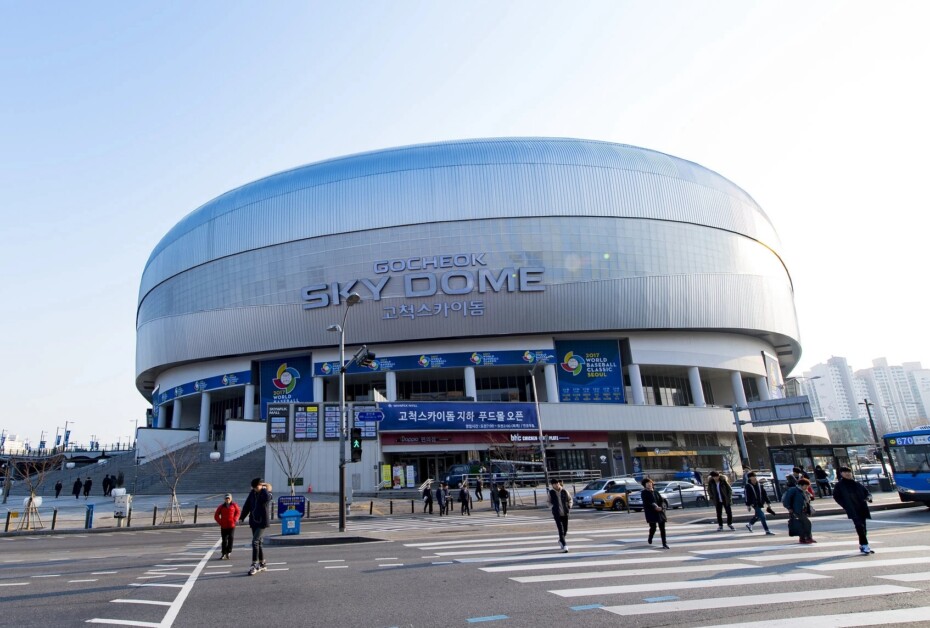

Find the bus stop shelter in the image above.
[{"left": 767, "top": 443, "right": 890, "bottom": 499}]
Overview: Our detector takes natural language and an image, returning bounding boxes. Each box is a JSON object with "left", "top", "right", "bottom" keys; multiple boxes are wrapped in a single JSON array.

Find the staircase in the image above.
[{"left": 6, "top": 443, "right": 265, "bottom": 499}]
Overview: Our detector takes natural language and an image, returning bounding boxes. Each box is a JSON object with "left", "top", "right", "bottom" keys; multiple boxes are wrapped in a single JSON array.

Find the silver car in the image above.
[{"left": 628, "top": 481, "right": 708, "bottom": 511}]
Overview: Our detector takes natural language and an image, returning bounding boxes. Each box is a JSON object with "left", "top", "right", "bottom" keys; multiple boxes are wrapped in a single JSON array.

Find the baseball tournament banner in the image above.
[
  {"left": 260, "top": 357, "right": 314, "bottom": 419},
  {"left": 554, "top": 340, "right": 624, "bottom": 403}
]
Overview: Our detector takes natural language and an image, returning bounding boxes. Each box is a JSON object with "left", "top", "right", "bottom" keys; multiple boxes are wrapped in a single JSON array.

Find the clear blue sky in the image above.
[{"left": 2, "top": 2, "right": 928, "bottom": 446}]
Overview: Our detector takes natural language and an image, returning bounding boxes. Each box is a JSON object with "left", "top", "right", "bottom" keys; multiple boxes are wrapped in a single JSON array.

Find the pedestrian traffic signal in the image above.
[{"left": 350, "top": 427, "right": 363, "bottom": 462}]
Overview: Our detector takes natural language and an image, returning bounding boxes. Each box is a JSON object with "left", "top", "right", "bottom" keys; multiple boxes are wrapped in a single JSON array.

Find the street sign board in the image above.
[
  {"left": 748, "top": 396, "right": 814, "bottom": 426},
  {"left": 357, "top": 411, "right": 384, "bottom": 422}
]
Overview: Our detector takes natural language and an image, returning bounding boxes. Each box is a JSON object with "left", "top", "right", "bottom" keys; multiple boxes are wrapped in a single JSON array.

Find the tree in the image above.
[
  {"left": 149, "top": 440, "right": 200, "bottom": 524},
  {"left": 268, "top": 440, "right": 311, "bottom": 496},
  {"left": 9, "top": 454, "right": 63, "bottom": 530}
]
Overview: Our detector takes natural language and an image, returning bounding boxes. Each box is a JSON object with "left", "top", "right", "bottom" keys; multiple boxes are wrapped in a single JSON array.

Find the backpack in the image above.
[{"left": 781, "top": 487, "right": 794, "bottom": 509}]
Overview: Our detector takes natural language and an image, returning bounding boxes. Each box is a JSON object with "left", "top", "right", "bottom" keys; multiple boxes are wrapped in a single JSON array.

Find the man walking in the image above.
[
  {"left": 548, "top": 479, "right": 572, "bottom": 552},
  {"left": 72, "top": 478, "right": 82, "bottom": 499},
  {"left": 833, "top": 466, "right": 874, "bottom": 555},
  {"left": 422, "top": 481, "right": 434, "bottom": 514},
  {"left": 54, "top": 480, "right": 63, "bottom": 498},
  {"left": 475, "top": 475, "right": 484, "bottom": 502},
  {"left": 707, "top": 471, "right": 734, "bottom": 531},
  {"left": 744, "top": 472, "right": 775, "bottom": 535},
  {"left": 239, "top": 477, "right": 272, "bottom": 575},
  {"left": 82, "top": 477, "right": 93, "bottom": 498},
  {"left": 214, "top": 493, "right": 240, "bottom": 560}
]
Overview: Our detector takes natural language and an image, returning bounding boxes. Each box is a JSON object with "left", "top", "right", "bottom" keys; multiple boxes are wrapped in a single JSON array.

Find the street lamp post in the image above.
[
  {"left": 780, "top": 376, "right": 821, "bottom": 442},
  {"left": 528, "top": 359, "right": 551, "bottom": 487},
  {"left": 62, "top": 420, "right": 74, "bottom": 452},
  {"left": 327, "top": 292, "right": 362, "bottom": 533},
  {"left": 731, "top": 405, "right": 751, "bottom": 468},
  {"left": 859, "top": 399, "right": 892, "bottom": 484}
]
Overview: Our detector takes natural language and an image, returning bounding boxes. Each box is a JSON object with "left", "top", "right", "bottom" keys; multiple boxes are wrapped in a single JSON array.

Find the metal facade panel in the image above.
[{"left": 140, "top": 139, "right": 779, "bottom": 299}]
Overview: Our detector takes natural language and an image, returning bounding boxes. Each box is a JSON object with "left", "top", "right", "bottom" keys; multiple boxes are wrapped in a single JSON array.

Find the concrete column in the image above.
[
  {"left": 198, "top": 392, "right": 211, "bottom": 443},
  {"left": 313, "top": 377, "right": 325, "bottom": 403},
  {"left": 464, "top": 366, "right": 477, "bottom": 402},
  {"left": 629, "top": 364, "right": 645, "bottom": 405},
  {"left": 731, "top": 371, "right": 748, "bottom": 408},
  {"left": 172, "top": 398, "right": 182, "bottom": 429},
  {"left": 544, "top": 363, "right": 559, "bottom": 403},
  {"left": 689, "top": 366, "right": 706, "bottom": 407},
  {"left": 757, "top": 376, "right": 771, "bottom": 401},
  {"left": 386, "top": 371, "right": 397, "bottom": 401},
  {"left": 156, "top": 405, "right": 167, "bottom": 429},
  {"left": 243, "top": 384, "right": 255, "bottom": 420}
]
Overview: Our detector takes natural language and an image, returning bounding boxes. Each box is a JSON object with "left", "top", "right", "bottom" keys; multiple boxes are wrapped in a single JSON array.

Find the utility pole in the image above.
[{"left": 860, "top": 399, "right": 892, "bottom": 485}]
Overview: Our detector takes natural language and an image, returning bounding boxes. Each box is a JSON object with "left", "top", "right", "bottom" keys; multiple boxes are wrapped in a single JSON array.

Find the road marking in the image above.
[
  {"left": 552, "top": 572, "right": 828, "bottom": 597},
  {"left": 86, "top": 620, "right": 161, "bottom": 627},
  {"left": 129, "top": 583, "right": 184, "bottom": 588},
  {"left": 456, "top": 548, "right": 659, "bottom": 563},
  {"left": 466, "top": 615, "right": 509, "bottom": 623},
  {"left": 157, "top": 537, "right": 221, "bottom": 627},
  {"left": 877, "top": 571, "right": 930, "bottom": 582},
  {"left": 137, "top": 575, "right": 166, "bottom": 579},
  {"left": 266, "top": 568, "right": 289, "bottom": 572},
  {"left": 324, "top": 566, "right": 348, "bottom": 569},
  {"left": 695, "top": 605, "right": 930, "bottom": 627},
  {"left": 111, "top": 600, "right": 173, "bottom": 606},
  {"left": 481, "top": 555, "right": 699, "bottom": 573},
  {"left": 512, "top": 562, "right": 756, "bottom": 583},
  {"left": 0, "top": 583, "right": 28, "bottom": 587},
  {"left": 32, "top": 574, "right": 60, "bottom": 578},
  {"left": 743, "top": 545, "right": 904, "bottom": 562},
  {"left": 378, "top": 564, "right": 404, "bottom": 567},
  {"left": 318, "top": 559, "right": 344, "bottom": 563},
  {"left": 691, "top": 540, "right": 853, "bottom": 555},
  {"left": 602, "top": 585, "right": 917, "bottom": 616},
  {"left": 803, "top": 557, "right": 930, "bottom": 571},
  {"left": 570, "top": 604, "right": 603, "bottom": 611},
  {"left": 375, "top": 557, "right": 398, "bottom": 560},
  {"left": 202, "top": 571, "right": 230, "bottom": 575},
  {"left": 3, "top": 559, "right": 24, "bottom": 563},
  {"left": 92, "top": 571, "right": 118, "bottom": 575},
  {"left": 644, "top": 595, "right": 679, "bottom": 603},
  {"left": 432, "top": 561, "right": 454, "bottom": 565},
  {"left": 69, "top": 579, "right": 99, "bottom": 583}
]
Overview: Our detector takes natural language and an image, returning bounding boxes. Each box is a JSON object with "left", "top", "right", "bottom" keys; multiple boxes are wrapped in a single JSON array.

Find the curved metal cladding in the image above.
[{"left": 137, "top": 138, "right": 800, "bottom": 392}]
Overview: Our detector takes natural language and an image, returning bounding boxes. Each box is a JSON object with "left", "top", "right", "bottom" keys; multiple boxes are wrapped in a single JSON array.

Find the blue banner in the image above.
[
  {"left": 153, "top": 371, "right": 251, "bottom": 407},
  {"left": 554, "top": 340, "right": 624, "bottom": 403},
  {"left": 314, "top": 349, "right": 555, "bottom": 377},
  {"left": 260, "top": 358, "right": 314, "bottom": 419},
  {"left": 379, "top": 402, "right": 537, "bottom": 431}
]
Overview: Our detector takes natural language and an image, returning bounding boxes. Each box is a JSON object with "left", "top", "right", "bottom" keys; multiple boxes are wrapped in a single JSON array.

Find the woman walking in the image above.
[
  {"left": 783, "top": 477, "right": 816, "bottom": 544},
  {"left": 641, "top": 478, "right": 670, "bottom": 549}
]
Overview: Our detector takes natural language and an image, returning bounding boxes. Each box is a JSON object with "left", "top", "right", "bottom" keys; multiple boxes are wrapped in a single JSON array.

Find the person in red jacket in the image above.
[{"left": 214, "top": 494, "right": 241, "bottom": 560}]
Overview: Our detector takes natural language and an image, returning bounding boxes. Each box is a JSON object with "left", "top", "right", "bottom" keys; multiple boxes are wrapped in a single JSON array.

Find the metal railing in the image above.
[{"left": 224, "top": 439, "right": 266, "bottom": 462}]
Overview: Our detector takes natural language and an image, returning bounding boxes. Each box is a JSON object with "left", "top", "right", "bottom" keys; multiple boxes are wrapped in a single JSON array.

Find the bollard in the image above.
[
  {"left": 410, "top": 500, "right": 414, "bottom": 514},
  {"left": 51, "top": 508, "right": 58, "bottom": 530},
  {"left": 534, "top": 490, "right": 537, "bottom": 506},
  {"left": 127, "top": 507, "right": 133, "bottom": 527},
  {"left": 369, "top": 501, "right": 373, "bottom": 515},
  {"left": 152, "top": 506, "right": 158, "bottom": 526},
  {"left": 390, "top": 500, "right": 393, "bottom": 515},
  {"left": 85, "top": 503, "right": 95, "bottom": 529},
  {"left": 677, "top": 486, "right": 683, "bottom": 509},
  {"left": 193, "top": 505, "right": 198, "bottom": 524},
  {"left": 4, "top": 512, "right": 10, "bottom": 533}
]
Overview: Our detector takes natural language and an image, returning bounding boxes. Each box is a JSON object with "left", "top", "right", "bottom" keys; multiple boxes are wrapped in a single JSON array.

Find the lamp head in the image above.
[
  {"left": 326, "top": 324, "right": 341, "bottom": 333},
  {"left": 345, "top": 292, "right": 362, "bottom": 306}
]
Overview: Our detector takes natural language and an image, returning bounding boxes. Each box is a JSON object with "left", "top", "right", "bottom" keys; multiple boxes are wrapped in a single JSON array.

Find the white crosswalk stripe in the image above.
[
  {"left": 334, "top": 513, "right": 545, "bottom": 532},
  {"left": 402, "top": 521, "right": 930, "bottom": 625}
]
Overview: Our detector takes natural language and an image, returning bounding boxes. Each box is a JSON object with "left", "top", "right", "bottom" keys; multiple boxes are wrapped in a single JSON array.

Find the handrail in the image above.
[
  {"left": 225, "top": 439, "right": 266, "bottom": 462},
  {"left": 138, "top": 435, "right": 198, "bottom": 465}
]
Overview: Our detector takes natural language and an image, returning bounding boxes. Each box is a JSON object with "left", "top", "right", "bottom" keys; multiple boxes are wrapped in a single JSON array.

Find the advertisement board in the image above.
[
  {"left": 266, "top": 404, "right": 290, "bottom": 442},
  {"left": 554, "top": 340, "right": 624, "bottom": 403},
  {"left": 260, "top": 357, "right": 313, "bottom": 419},
  {"left": 378, "top": 402, "right": 537, "bottom": 431}
]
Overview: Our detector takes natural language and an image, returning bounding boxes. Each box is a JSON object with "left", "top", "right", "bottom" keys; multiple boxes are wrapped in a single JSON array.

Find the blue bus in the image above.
[{"left": 884, "top": 427, "right": 930, "bottom": 507}]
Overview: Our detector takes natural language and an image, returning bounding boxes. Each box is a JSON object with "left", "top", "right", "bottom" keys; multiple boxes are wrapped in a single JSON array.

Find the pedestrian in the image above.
[
  {"left": 442, "top": 482, "right": 452, "bottom": 515},
  {"left": 548, "top": 478, "right": 572, "bottom": 552},
  {"left": 475, "top": 475, "right": 484, "bottom": 502},
  {"left": 72, "top": 478, "right": 82, "bottom": 499},
  {"left": 814, "top": 465, "right": 831, "bottom": 497},
  {"left": 239, "top": 477, "right": 273, "bottom": 575},
  {"left": 640, "top": 477, "right": 670, "bottom": 549},
  {"left": 214, "top": 493, "right": 240, "bottom": 560},
  {"left": 744, "top": 472, "right": 775, "bottom": 535},
  {"left": 782, "top": 477, "right": 815, "bottom": 544},
  {"left": 83, "top": 477, "right": 93, "bottom": 498},
  {"left": 102, "top": 474, "right": 111, "bottom": 497},
  {"left": 458, "top": 483, "right": 471, "bottom": 515},
  {"left": 707, "top": 471, "right": 734, "bottom": 531},
  {"left": 832, "top": 466, "right": 874, "bottom": 555},
  {"left": 786, "top": 467, "right": 802, "bottom": 488},
  {"left": 54, "top": 480, "right": 63, "bottom": 498},
  {"left": 435, "top": 482, "right": 446, "bottom": 516},
  {"left": 498, "top": 484, "right": 509, "bottom": 516},
  {"left": 693, "top": 468, "right": 703, "bottom": 487},
  {"left": 490, "top": 482, "right": 501, "bottom": 516},
  {"left": 422, "top": 482, "right": 434, "bottom": 514}
]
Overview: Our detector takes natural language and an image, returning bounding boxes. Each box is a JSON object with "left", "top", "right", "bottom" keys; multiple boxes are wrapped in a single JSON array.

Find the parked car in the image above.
[
  {"left": 573, "top": 477, "right": 637, "bottom": 508},
  {"left": 731, "top": 481, "right": 746, "bottom": 502},
  {"left": 592, "top": 481, "right": 645, "bottom": 510},
  {"left": 628, "top": 481, "right": 707, "bottom": 511},
  {"left": 856, "top": 465, "right": 888, "bottom": 487}
]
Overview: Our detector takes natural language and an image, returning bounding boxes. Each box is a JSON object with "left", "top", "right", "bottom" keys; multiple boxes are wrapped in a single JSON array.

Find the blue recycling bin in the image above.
[{"left": 280, "top": 509, "right": 301, "bottom": 536}]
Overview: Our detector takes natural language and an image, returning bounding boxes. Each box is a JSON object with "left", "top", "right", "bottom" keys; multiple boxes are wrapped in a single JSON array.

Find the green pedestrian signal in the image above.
[{"left": 350, "top": 427, "right": 362, "bottom": 462}]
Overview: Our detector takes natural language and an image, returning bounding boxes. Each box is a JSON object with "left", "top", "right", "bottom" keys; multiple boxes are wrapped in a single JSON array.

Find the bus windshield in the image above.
[{"left": 888, "top": 443, "right": 930, "bottom": 475}]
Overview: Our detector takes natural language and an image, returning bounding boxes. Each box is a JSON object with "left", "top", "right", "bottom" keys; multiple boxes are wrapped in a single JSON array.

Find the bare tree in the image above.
[
  {"left": 268, "top": 440, "right": 311, "bottom": 496},
  {"left": 9, "top": 454, "right": 63, "bottom": 530},
  {"left": 149, "top": 440, "right": 200, "bottom": 524},
  {"left": 719, "top": 439, "right": 742, "bottom": 482}
]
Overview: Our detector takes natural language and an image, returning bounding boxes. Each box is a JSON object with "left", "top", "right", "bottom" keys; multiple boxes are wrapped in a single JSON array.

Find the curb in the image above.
[{"left": 687, "top": 498, "right": 923, "bottom": 525}]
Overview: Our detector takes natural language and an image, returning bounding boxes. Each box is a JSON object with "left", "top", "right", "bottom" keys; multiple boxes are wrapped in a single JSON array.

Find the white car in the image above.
[
  {"left": 572, "top": 477, "right": 638, "bottom": 508},
  {"left": 628, "top": 481, "right": 707, "bottom": 511}
]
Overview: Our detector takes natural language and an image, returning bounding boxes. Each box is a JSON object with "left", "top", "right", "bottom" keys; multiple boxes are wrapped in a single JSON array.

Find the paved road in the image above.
[{"left": 2, "top": 504, "right": 929, "bottom": 626}]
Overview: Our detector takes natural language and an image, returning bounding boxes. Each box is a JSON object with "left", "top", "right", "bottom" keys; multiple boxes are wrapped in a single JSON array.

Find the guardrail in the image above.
[{"left": 224, "top": 439, "right": 266, "bottom": 462}]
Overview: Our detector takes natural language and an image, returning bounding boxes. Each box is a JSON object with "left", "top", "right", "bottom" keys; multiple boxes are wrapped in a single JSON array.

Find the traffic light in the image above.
[
  {"left": 350, "top": 428, "right": 363, "bottom": 462},
  {"left": 359, "top": 350, "right": 376, "bottom": 368}
]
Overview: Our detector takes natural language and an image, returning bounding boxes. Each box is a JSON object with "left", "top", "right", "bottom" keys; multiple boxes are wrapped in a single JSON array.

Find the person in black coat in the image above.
[
  {"left": 833, "top": 466, "right": 874, "bottom": 554},
  {"left": 239, "top": 477, "right": 273, "bottom": 575},
  {"left": 548, "top": 479, "right": 572, "bottom": 552},
  {"left": 641, "top": 477, "right": 670, "bottom": 549},
  {"left": 813, "top": 465, "right": 832, "bottom": 496},
  {"left": 72, "top": 478, "right": 82, "bottom": 499},
  {"left": 422, "top": 482, "right": 434, "bottom": 514},
  {"left": 435, "top": 482, "right": 446, "bottom": 516},
  {"left": 54, "top": 480, "right": 63, "bottom": 498},
  {"left": 82, "top": 477, "right": 92, "bottom": 498},
  {"left": 744, "top": 472, "right": 775, "bottom": 535}
]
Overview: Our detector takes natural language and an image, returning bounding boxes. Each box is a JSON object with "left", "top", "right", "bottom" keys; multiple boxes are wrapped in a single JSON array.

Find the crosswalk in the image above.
[
  {"left": 403, "top": 519, "right": 930, "bottom": 626},
  {"left": 332, "top": 511, "right": 546, "bottom": 532}
]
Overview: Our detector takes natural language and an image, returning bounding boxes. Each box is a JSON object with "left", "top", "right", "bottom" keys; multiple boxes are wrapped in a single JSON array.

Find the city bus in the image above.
[{"left": 884, "top": 427, "right": 930, "bottom": 507}]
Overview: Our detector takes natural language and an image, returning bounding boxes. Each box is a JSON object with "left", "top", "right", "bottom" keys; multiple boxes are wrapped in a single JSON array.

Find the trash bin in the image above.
[
  {"left": 280, "top": 509, "right": 301, "bottom": 536},
  {"left": 85, "top": 503, "right": 95, "bottom": 529},
  {"left": 878, "top": 477, "right": 893, "bottom": 492}
]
